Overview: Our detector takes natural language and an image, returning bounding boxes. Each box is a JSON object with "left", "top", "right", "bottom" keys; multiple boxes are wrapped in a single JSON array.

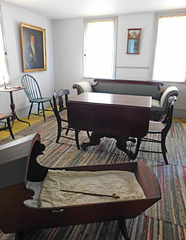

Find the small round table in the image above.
[{"left": 0, "top": 86, "right": 30, "bottom": 126}]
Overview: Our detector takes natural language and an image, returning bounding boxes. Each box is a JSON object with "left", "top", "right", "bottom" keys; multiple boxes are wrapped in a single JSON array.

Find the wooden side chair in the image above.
[
  {"left": 21, "top": 74, "right": 53, "bottom": 122},
  {"left": 0, "top": 113, "right": 14, "bottom": 139},
  {"left": 136, "top": 96, "right": 177, "bottom": 164},
  {"left": 53, "top": 89, "right": 80, "bottom": 149}
]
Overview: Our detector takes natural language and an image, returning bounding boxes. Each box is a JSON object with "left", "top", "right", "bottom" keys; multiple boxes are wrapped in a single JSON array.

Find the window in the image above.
[
  {"left": 0, "top": 7, "right": 9, "bottom": 85},
  {"left": 152, "top": 14, "right": 186, "bottom": 82},
  {"left": 83, "top": 18, "right": 117, "bottom": 79}
]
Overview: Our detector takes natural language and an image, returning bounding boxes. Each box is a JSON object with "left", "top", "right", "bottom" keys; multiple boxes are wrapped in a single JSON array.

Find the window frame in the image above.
[
  {"left": 151, "top": 11, "right": 186, "bottom": 83},
  {"left": 83, "top": 17, "right": 117, "bottom": 79},
  {"left": 0, "top": 4, "right": 10, "bottom": 86}
]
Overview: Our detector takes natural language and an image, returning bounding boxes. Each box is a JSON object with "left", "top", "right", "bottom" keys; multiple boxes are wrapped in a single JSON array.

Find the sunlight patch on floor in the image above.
[
  {"left": 173, "top": 118, "right": 186, "bottom": 131},
  {"left": 0, "top": 107, "right": 54, "bottom": 141}
]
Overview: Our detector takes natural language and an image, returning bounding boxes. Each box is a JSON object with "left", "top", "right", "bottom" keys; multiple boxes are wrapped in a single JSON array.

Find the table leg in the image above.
[
  {"left": 115, "top": 136, "right": 135, "bottom": 159},
  {"left": 81, "top": 132, "right": 102, "bottom": 150},
  {"left": 9, "top": 92, "right": 30, "bottom": 126},
  {"left": 9, "top": 91, "right": 16, "bottom": 121},
  {"left": 81, "top": 132, "right": 137, "bottom": 159}
]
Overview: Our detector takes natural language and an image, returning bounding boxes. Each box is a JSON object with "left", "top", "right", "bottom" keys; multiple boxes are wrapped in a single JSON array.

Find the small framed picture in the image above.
[
  {"left": 20, "top": 23, "right": 47, "bottom": 72},
  {"left": 127, "top": 28, "right": 142, "bottom": 54}
]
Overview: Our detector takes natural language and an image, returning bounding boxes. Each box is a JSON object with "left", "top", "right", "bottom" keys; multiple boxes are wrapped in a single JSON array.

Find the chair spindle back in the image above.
[{"left": 21, "top": 74, "right": 42, "bottom": 101}]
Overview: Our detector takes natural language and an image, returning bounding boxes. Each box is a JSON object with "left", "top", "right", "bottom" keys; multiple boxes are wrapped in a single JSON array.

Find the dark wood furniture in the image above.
[
  {"left": 53, "top": 89, "right": 80, "bottom": 148},
  {"left": 0, "top": 113, "right": 14, "bottom": 139},
  {"left": 0, "top": 87, "right": 30, "bottom": 126},
  {"left": 67, "top": 92, "right": 152, "bottom": 158},
  {"left": 137, "top": 96, "right": 177, "bottom": 164},
  {"left": 73, "top": 78, "right": 179, "bottom": 121},
  {"left": 0, "top": 133, "right": 160, "bottom": 240}
]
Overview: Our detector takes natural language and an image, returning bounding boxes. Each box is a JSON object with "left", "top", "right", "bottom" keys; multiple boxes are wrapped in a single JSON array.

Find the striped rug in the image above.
[
  {"left": 144, "top": 164, "right": 186, "bottom": 226},
  {"left": 0, "top": 113, "right": 185, "bottom": 240},
  {"left": 0, "top": 215, "right": 185, "bottom": 240}
]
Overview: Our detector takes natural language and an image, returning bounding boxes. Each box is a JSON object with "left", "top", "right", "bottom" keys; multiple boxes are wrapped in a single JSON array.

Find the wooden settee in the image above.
[
  {"left": 73, "top": 79, "right": 179, "bottom": 120},
  {"left": 0, "top": 133, "right": 161, "bottom": 240}
]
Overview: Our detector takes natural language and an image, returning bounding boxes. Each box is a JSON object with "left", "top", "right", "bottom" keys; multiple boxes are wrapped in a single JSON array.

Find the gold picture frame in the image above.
[
  {"left": 127, "top": 28, "right": 142, "bottom": 54},
  {"left": 20, "top": 23, "right": 47, "bottom": 72}
]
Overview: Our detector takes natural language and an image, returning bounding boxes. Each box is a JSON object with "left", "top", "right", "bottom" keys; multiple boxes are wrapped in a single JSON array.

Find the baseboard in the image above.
[
  {"left": 16, "top": 102, "right": 51, "bottom": 119},
  {"left": 173, "top": 108, "right": 186, "bottom": 119}
]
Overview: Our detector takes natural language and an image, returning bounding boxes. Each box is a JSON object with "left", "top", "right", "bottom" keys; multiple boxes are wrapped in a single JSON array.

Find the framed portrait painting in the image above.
[
  {"left": 20, "top": 23, "right": 47, "bottom": 72},
  {"left": 127, "top": 28, "right": 142, "bottom": 54}
]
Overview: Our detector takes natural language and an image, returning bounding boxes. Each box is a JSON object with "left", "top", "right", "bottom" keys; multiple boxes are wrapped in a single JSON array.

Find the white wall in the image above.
[
  {"left": 52, "top": 13, "right": 156, "bottom": 95},
  {"left": 53, "top": 13, "right": 186, "bottom": 117},
  {"left": 53, "top": 18, "right": 84, "bottom": 95},
  {"left": 0, "top": 1, "right": 55, "bottom": 117},
  {"left": 116, "top": 12, "right": 155, "bottom": 80},
  {"left": 1, "top": 1, "right": 185, "bottom": 118}
]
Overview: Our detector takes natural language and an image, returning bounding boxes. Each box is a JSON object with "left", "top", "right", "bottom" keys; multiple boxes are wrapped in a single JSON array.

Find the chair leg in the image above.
[
  {"left": 56, "top": 120, "right": 61, "bottom": 143},
  {"left": 7, "top": 117, "right": 14, "bottom": 139},
  {"left": 161, "top": 133, "right": 168, "bottom": 164},
  {"left": 161, "top": 130, "right": 168, "bottom": 153},
  {"left": 132, "top": 138, "right": 141, "bottom": 160},
  {"left": 42, "top": 103, "right": 46, "bottom": 122},
  {"left": 28, "top": 103, "right": 33, "bottom": 119},
  {"left": 162, "top": 149, "right": 168, "bottom": 165},
  {"left": 118, "top": 219, "right": 130, "bottom": 240},
  {"left": 75, "top": 129, "right": 80, "bottom": 150},
  {"left": 65, "top": 126, "right": 70, "bottom": 135},
  {"left": 38, "top": 102, "right": 40, "bottom": 114},
  {"left": 50, "top": 100, "right": 54, "bottom": 110}
]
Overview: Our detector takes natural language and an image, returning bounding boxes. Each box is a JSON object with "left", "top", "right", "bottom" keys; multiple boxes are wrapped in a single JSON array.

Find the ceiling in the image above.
[{"left": 2, "top": 0, "right": 186, "bottom": 20}]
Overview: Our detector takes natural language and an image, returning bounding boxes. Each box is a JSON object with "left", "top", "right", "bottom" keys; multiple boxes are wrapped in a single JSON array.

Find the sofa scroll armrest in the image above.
[
  {"left": 151, "top": 86, "right": 179, "bottom": 120},
  {"left": 73, "top": 81, "right": 93, "bottom": 95},
  {"left": 160, "top": 86, "right": 179, "bottom": 109}
]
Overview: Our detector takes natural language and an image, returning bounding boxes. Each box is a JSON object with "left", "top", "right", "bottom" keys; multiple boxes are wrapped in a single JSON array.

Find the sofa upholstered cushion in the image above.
[{"left": 92, "top": 82, "right": 163, "bottom": 100}]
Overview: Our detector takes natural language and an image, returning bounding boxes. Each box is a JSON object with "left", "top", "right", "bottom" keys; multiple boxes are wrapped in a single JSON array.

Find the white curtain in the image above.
[
  {"left": 153, "top": 15, "right": 186, "bottom": 82},
  {"left": 84, "top": 19, "right": 116, "bottom": 79}
]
